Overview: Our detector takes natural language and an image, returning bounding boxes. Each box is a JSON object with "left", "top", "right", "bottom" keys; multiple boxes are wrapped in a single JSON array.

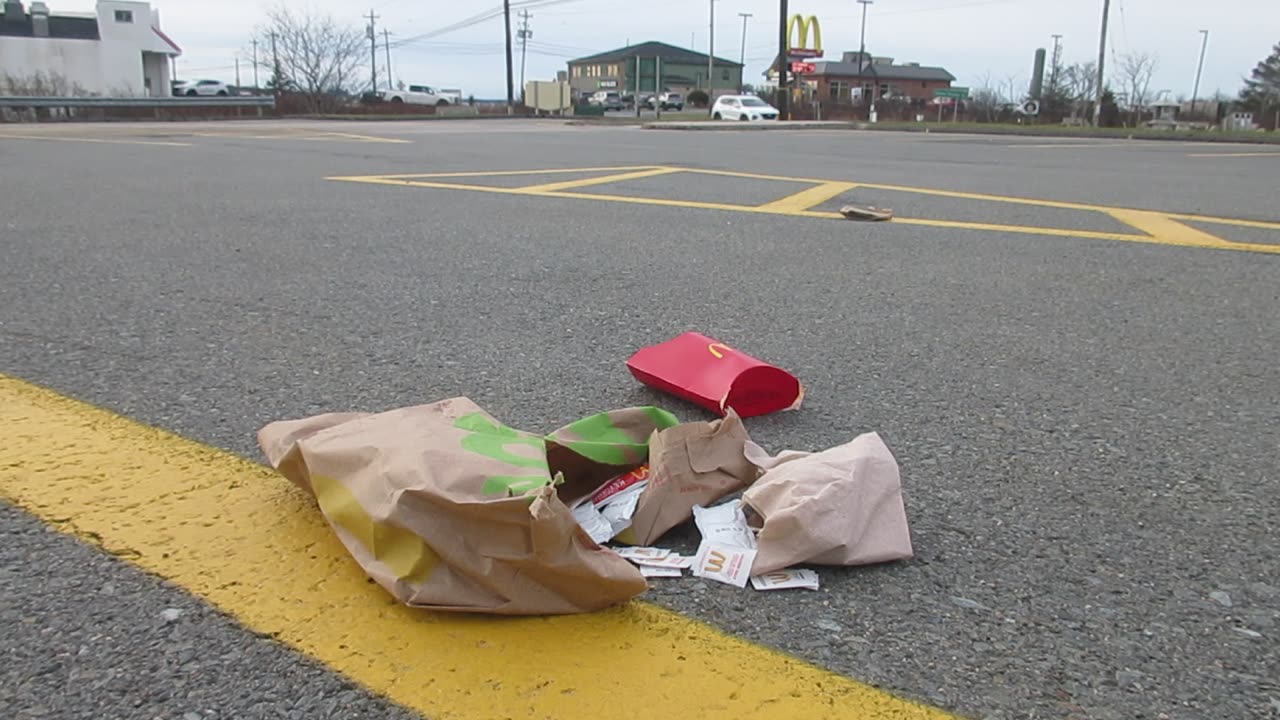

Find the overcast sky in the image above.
[{"left": 83, "top": 0, "right": 1280, "bottom": 98}]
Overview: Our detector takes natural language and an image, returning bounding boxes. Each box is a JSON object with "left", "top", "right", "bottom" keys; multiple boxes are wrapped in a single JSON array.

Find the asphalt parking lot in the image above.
[{"left": 2, "top": 119, "right": 1278, "bottom": 720}]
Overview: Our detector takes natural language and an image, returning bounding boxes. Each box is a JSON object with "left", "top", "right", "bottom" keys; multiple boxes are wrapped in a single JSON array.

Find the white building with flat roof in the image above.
[{"left": 0, "top": 0, "right": 181, "bottom": 97}]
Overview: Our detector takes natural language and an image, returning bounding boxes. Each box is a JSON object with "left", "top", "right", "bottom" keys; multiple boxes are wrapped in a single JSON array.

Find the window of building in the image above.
[
  {"left": 830, "top": 81, "right": 849, "bottom": 102},
  {"left": 921, "top": 81, "right": 927, "bottom": 88},
  {"left": 572, "top": 66, "right": 581, "bottom": 77},
  {"left": 721, "top": 69, "right": 730, "bottom": 81},
  {"left": 607, "top": 64, "right": 618, "bottom": 76},
  {"left": 114, "top": 9, "right": 133, "bottom": 22}
]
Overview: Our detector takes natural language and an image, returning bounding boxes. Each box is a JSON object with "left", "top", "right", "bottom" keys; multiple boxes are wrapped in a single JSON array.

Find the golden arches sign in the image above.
[{"left": 786, "top": 14, "right": 823, "bottom": 58}]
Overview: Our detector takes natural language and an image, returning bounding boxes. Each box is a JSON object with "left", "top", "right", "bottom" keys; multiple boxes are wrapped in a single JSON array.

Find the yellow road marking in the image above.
[
  {"left": 1186, "top": 151, "right": 1280, "bottom": 158},
  {"left": 1007, "top": 142, "right": 1129, "bottom": 148},
  {"left": 311, "top": 131, "right": 412, "bottom": 144},
  {"left": 0, "top": 133, "right": 191, "bottom": 147},
  {"left": 1106, "top": 209, "right": 1238, "bottom": 250},
  {"left": 0, "top": 374, "right": 953, "bottom": 720},
  {"left": 328, "top": 166, "right": 1280, "bottom": 255},
  {"left": 757, "top": 181, "right": 859, "bottom": 213},
  {"left": 681, "top": 167, "right": 832, "bottom": 184},
  {"left": 516, "top": 166, "right": 682, "bottom": 193},
  {"left": 185, "top": 130, "right": 409, "bottom": 144},
  {"left": 353, "top": 165, "right": 664, "bottom": 179}
]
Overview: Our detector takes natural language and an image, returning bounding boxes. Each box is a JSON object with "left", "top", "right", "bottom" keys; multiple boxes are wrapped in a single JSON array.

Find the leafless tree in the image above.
[
  {"left": 1000, "top": 74, "right": 1023, "bottom": 105},
  {"left": 967, "top": 73, "right": 999, "bottom": 122},
  {"left": 1118, "top": 51, "right": 1158, "bottom": 125},
  {"left": 1058, "top": 61, "right": 1098, "bottom": 119},
  {"left": 259, "top": 6, "right": 364, "bottom": 112}
]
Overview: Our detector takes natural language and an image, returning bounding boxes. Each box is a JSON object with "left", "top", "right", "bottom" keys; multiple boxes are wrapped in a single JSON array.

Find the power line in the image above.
[{"left": 388, "top": 0, "right": 580, "bottom": 49}]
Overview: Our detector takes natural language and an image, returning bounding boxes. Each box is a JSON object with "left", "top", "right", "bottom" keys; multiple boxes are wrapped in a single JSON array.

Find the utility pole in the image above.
[
  {"left": 857, "top": 0, "right": 873, "bottom": 118},
  {"left": 707, "top": 0, "right": 716, "bottom": 100},
  {"left": 365, "top": 9, "right": 379, "bottom": 91},
  {"left": 269, "top": 30, "right": 280, "bottom": 99},
  {"left": 737, "top": 12, "right": 752, "bottom": 93},
  {"left": 1049, "top": 34, "right": 1062, "bottom": 96},
  {"left": 777, "top": 0, "right": 788, "bottom": 118},
  {"left": 518, "top": 10, "right": 532, "bottom": 102},
  {"left": 251, "top": 38, "right": 259, "bottom": 89},
  {"left": 1190, "top": 29, "right": 1209, "bottom": 118},
  {"left": 383, "top": 29, "right": 394, "bottom": 90},
  {"left": 234, "top": 55, "right": 241, "bottom": 88},
  {"left": 503, "top": 0, "right": 514, "bottom": 111},
  {"left": 1092, "top": 0, "right": 1110, "bottom": 126}
]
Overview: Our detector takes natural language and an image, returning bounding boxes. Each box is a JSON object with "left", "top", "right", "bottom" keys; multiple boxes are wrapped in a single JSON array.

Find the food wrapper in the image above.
[{"left": 750, "top": 568, "right": 820, "bottom": 591}]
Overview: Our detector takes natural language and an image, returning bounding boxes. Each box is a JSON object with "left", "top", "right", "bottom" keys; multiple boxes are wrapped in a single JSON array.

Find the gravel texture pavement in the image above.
[{"left": 2, "top": 120, "right": 1277, "bottom": 719}]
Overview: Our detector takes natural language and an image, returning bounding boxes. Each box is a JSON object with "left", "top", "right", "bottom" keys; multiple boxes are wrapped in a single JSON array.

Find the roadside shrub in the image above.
[{"left": 687, "top": 89, "right": 709, "bottom": 108}]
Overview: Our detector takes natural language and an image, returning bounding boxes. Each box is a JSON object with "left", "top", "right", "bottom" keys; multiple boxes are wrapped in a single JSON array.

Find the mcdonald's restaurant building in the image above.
[{"left": 770, "top": 14, "right": 956, "bottom": 103}]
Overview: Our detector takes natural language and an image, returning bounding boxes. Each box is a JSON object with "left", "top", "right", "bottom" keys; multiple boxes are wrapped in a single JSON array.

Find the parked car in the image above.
[
  {"left": 382, "top": 85, "right": 456, "bottom": 106},
  {"left": 658, "top": 92, "right": 684, "bottom": 111},
  {"left": 173, "top": 79, "right": 230, "bottom": 97},
  {"left": 590, "top": 91, "right": 624, "bottom": 111},
  {"left": 710, "top": 94, "right": 779, "bottom": 121}
]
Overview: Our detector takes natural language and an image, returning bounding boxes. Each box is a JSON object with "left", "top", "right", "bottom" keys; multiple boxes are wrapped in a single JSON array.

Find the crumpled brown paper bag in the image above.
[
  {"left": 258, "top": 398, "right": 661, "bottom": 615},
  {"left": 615, "top": 410, "right": 761, "bottom": 546},
  {"left": 743, "top": 432, "right": 914, "bottom": 575}
]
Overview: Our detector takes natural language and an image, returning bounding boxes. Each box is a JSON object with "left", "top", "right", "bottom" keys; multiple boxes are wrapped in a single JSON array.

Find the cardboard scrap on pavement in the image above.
[{"left": 839, "top": 204, "right": 894, "bottom": 221}]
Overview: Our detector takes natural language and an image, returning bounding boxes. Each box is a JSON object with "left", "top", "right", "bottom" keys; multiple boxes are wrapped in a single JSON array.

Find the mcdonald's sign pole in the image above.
[{"left": 777, "top": 0, "right": 789, "bottom": 119}]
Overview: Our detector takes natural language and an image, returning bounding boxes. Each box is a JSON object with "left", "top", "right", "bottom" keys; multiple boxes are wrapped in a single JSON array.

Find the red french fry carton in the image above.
[{"left": 626, "top": 332, "right": 804, "bottom": 418}]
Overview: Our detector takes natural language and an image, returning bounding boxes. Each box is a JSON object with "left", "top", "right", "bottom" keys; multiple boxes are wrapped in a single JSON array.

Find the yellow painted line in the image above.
[
  {"left": 0, "top": 133, "right": 190, "bottom": 147},
  {"left": 328, "top": 167, "right": 1280, "bottom": 255},
  {"left": 1186, "top": 151, "right": 1280, "bottom": 158},
  {"left": 757, "top": 181, "right": 859, "bottom": 213},
  {"left": 0, "top": 374, "right": 953, "bottom": 720},
  {"left": 1006, "top": 142, "right": 1129, "bottom": 148},
  {"left": 515, "top": 166, "right": 682, "bottom": 193},
  {"left": 810, "top": 213, "right": 1152, "bottom": 242},
  {"left": 338, "top": 166, "right": 664, "bottom": 180},
  {"left": 312, "top": 131, "right": 412, "bottom": 144},
  {"left": 1162, "top": 214, "right": 1280, "bottom": 231},
  {"left": 681, "top": 166, "right": 833, "bottom": 184},
  {"left": 1107, "top": 209, "right": 1249, "bottom": 251}
]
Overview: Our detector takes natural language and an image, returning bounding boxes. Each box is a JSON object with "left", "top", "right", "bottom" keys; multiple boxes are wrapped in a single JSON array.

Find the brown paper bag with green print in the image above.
[{"left": 258, "top": 398, "right": 679, "bottom": 615}]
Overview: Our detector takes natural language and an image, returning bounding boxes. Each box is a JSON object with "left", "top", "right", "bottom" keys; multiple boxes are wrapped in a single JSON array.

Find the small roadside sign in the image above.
[{"left": 934, "top": 87, "right": 970, "bottom": 99}]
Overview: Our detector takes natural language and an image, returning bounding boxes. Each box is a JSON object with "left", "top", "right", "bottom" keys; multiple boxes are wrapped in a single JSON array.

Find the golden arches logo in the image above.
[
  {"left": 707, "top": 342, "right": 733, "bottom": 359},
  {"left": 704, "top": 550, "right": 728, "bottom": 573},
  {"left": 786, "top": 14, "right": 822, "bottom": 57}
]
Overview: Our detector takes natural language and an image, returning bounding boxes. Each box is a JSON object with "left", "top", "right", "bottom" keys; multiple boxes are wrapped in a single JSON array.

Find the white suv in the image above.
[{"left": 711, "top": 94, "right": 779, "bottom": 121}]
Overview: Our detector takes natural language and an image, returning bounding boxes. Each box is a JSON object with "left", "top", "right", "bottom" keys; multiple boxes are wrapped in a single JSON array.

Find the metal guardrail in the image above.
[
  {"left": 0, "top": 96, "right": 275, "bottom": 108},
  {"left": 0, "top": 95, "right": 275, "bottom": 107}
]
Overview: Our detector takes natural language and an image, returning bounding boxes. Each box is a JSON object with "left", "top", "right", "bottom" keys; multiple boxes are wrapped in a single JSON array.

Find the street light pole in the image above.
[
  {"left": 857, "top": 0, "right": 873, "bottom": 118},
  {"left": 1049, "top": 34, "right": 1062, "bottom": 95},
  {"left": 1092, "top": 0, "right": 1110, "bottom": 126},
  {"left": 777, "top": 0, "right": 788, "bottom": 118},
  {"left": 707, "top": 0, "right": 717, "bottom": 100},
  {"left": 1190, "top": 29, "right": 1209, "bottom": 118},
  {"left": 738, "top": 12, "right": 752, "bottom": 93}
]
